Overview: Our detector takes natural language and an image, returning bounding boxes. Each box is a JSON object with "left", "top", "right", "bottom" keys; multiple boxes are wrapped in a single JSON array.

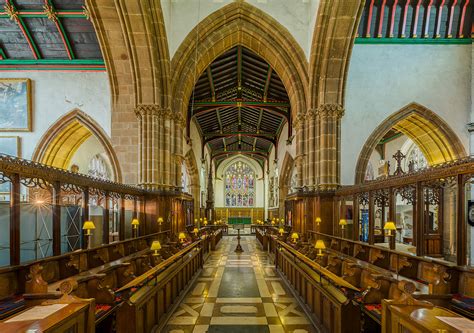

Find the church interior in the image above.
[{"left": 0, "top": 0, "right": 472, "bottom": 332}]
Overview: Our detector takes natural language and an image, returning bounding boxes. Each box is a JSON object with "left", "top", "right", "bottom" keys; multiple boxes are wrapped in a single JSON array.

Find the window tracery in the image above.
[
  {"left": 224, "top": 161, "right": 255, "bottom": 207},
  {"left": 88, "top": 154, "right": 110, "bottom": 180}
]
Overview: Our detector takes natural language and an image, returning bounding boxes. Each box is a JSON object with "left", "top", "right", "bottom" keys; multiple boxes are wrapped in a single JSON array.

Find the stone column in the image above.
[
  {"left": 135, "top": 105, "right": 160, "bottom": 189},
  {"left": 294, "top": 112, "right": 306, "bottom": 189},
  {"left": 163, "top": 110, "right": 171, "bottom": 188},
  {"left": 206, "top": 167, "right": 214, "bottom": 220},
  {"left": 316, "top": 104, "right": 344, "bottom": 190},
  {"left": 307, "top": 109, "right": 317, "bottom": 190},
  {"left": 174, "top": 114, "right": 185, "bottom": 189}
]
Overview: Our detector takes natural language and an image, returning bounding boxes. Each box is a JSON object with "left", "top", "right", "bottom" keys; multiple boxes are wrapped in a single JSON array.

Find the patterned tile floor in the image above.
[{"left": 163, "top": 236, "right": 318, "bottom": 333}]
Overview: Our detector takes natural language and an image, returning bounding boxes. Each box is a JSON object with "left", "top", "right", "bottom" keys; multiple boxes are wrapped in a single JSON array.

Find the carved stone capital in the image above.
[
  {"left": 293, "top": 112, "right": 307, "bottom": 128},
  {"left": 171, "top": 112, "right": 186, "bottom": 127},
  {"left": 316, "top": 104, "right": 345, "bottom": 119},
  {"left": 134, "top": 104, "right": 160, "bottom": 118},
  {"left": 305, "top": 108, "right": 318, "bottom": 119}
]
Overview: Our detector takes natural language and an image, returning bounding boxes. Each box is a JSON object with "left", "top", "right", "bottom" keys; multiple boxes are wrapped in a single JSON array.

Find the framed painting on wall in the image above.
[
  {"left": 0, "top": 78, "right": 32, "bottom": 131},
  {"left": 0, "top": 136, "right": 20, "bottom": 195}
]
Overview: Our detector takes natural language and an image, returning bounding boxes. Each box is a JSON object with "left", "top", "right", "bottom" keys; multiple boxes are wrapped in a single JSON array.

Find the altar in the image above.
[{"left": 228, "top": 217, "right": 252, "bottom": 224}]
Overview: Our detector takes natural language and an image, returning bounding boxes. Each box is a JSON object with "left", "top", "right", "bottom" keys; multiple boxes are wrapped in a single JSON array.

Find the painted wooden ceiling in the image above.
[
  {"left": 189, "top": 46, "right": 290, "bottom": 168},
  {"left": 0, "top": 0, "right": 104, "bottom": 70}
]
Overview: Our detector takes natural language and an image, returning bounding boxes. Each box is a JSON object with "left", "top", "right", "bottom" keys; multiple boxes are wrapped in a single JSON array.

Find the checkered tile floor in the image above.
[{"left": 163, "top": 236, "right": 318, "bottom": 333}]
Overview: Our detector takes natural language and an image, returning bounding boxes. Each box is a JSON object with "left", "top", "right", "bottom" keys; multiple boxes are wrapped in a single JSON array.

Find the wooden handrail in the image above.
[
  {"left": 335, "top": 157, "right": 474, "bottom": 196},
  {"left": 277, "top": 240, "right": 360, "bottom": 292},
  {"left": 308, "top": 231, "right": 459, "bottom": 268},
  {"left": 116, "top": 240, "right": 202, "bottom": 293},
  {"left": 0, "top": 231, "right": 171, "bottom": 274}
]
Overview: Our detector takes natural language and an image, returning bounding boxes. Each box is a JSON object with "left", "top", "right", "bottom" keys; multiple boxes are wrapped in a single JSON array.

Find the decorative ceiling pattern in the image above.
[
  {"left": 189, "top": 46, "right": 290, "bottom": 168},
  {"left": 0, "top": 0, "right": 104, "bottom": 70}
]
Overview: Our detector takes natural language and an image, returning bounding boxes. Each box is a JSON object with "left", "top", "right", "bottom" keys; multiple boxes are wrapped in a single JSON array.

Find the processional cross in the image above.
[{"left": 392, "top": 150, "right": 406, "bottom": 176}]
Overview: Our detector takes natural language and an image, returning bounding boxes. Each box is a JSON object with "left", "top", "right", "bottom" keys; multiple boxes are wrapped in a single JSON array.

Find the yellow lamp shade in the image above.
[
  {"left": 384, "top": 221, "right": 396, "bottom": 230},
  {"left": 291, "top": 232, "right": 299, "bottom": 243},
  {"left": 157, "top": 217, "right": 163, "bottom": 224},
  {"left": 82, "top": 221, "right": 95, "bottom": 235},
  {"left": 271, "top": 220, "right": 275, "bottom": 225},
  {"left": 150, "top": 240, "right": 161, "bottom": 251},
  {"left": 83, "top": 221, "right": 95, "bottom": 230},
  {"left": 203, "top": 220, "right": 208, "bottom": 226},
  {"left": 384, "top": 221, "right": 397, "bottom": 235},
  {"left": 315, "top": 239, "right": 326, "bottom": 256},
  {"left": 279, "top": 227, "right": 284, "bottom": 236},
  {"left": 280, "top": 218, "right": 285, "bottom": 224},
  {"left": 178, "top": 232, "right": 186, "bottom": 242},
  {"left": 193, "top": 228, "right": 199, "bottom": 235},
  {"left": 339, "top": 219, "right": 347, "bottom": 228},
  {"left": 315, "top": 240, "right": 326, "bottom": 250},
  {"left": 150, "top": 240, "right": 161, "bottom": 255},
  {"left": 131, "top": 218, "right": 140, "bottom": 229},
  {"left": 194, "top": 218, "right": 198, "bottom": 223},
  {"left": 315, "top": 217, "right": 322, "bottom": 224}
]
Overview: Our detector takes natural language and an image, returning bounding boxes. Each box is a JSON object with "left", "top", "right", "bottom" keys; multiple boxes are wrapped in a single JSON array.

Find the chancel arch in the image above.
[
  {"left": 32, "top": 109, "right": 121, "bottom": 182},
  {"left": 171, "top": 1, "right": 308, "bottom": 124},
  {"left": 355, "top": 102, "right": 467, "bottom": 184}
]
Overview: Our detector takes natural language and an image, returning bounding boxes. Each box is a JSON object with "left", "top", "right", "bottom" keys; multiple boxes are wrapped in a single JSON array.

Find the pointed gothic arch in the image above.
[
  {"left": 32, "top": 109, "right": 122, "bottom": 182},
  {"left": 354, "top": 102, "right": 467, "bottom": 184},
  {"left": 171, "top": 1, "right": 308, "bottom": 122}
]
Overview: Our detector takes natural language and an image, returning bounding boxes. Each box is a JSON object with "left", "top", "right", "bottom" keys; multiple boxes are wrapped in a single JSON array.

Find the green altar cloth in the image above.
[{"left": 228, "top": 217, "right": 252, "bottom": 224}]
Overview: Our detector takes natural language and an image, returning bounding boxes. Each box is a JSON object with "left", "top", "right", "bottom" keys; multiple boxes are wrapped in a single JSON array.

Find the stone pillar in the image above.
[
  {"left": 135, "top": 105, "right": 160, "bottom": 189},
  {"left": 136, "top": 105, "right": 181, "bottom": 191},
  {"left": 163, "top": 110, "right": 171, "bottom": 188},
  {"left": 174, "top": 114, "right": 184, "bottom": 189},
  {"left": 294, "top": 112, "right": 306, "bottom": 189},
  {"left": 307, "top": 109, "right": 317, "bottom": 190},
  {"left": 316, "top": 104, "right": 344, "bottom": 190},
  {"left": 206, "top": 167, "right": 214, "bottom": 221}
]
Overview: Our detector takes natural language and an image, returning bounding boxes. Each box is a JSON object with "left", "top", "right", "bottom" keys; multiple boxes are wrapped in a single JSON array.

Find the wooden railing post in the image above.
[
  {"left": 119, "top": 196, "right": 125, "bottom": 241},
  {"left": 81, "top": 187, "right": 89, "bottom": 249},
  {"left": 456, "top": 174, "right": 466, "bottom": 266},
  {"left": 10, "top": 173, "right": 20, "bottom": 266},
  {"left": 353, "top": 195, "right": 359, "bottom": 241},
  {"left": 415, "top": 181, "right": 424, "bottom": 256},
  {"left": 389, "top": 188, "right": 396, "bottom": 250},
  {"left": 52, "top": 181, "right": 61, "bottom": 256},
  {"left": 103, "top": 192, "right": 110, "bottom": 245},
  {"left": 368, "top": 191, "right": 374, "bottom": 245}
]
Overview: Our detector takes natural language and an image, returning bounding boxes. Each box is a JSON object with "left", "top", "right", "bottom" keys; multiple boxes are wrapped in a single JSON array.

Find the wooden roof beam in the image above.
[{"left": 262, "top": 65, "right": 273, "bottom": 102}]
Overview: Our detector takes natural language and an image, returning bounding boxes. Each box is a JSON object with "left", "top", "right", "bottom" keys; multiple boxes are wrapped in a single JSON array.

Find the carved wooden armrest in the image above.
[{"left": 369, "top": 248, "right": 384, "bottom": 264}]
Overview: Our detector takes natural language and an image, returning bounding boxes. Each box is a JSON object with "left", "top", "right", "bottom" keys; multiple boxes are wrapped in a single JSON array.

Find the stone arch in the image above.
[
  {"left": 32, "top": 109, "right": 122, "bottom": 182},
  {"left": 308, "top": 0, "right": 364, "bottom": 107},
  {"left": 354, "top": 102, "right": 467, "bottom": 184},
  {"left": 217, "top": 155, "right": 263, "bottom": 179},
  {"left": 171, "top": 1, "right": 308, "bottom": 122},
  {"left": 85, "top": 0, "right": 171, "bottom": 183}
]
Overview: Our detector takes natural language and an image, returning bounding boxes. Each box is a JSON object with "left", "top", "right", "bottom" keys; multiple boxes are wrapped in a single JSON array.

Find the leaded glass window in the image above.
[
  {"left": 405, "top": 144, "right": 428, "bottom": 172},
  {"left": 224, "top": 161, "right": 255, "bottom": 207}
]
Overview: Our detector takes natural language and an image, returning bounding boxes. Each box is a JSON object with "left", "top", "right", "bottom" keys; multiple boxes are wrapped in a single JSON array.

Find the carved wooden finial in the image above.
[{"left": 25, "top": 264, "right": 48, "bottom": 294}]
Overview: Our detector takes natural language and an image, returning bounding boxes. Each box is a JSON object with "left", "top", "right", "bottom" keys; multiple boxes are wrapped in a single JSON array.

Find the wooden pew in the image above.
[
  {"left": 115, "top": 240, "right": 204, "bottom": 333},
  {"left": 0, "top": 279, "right": 95, "bottom": 333}
]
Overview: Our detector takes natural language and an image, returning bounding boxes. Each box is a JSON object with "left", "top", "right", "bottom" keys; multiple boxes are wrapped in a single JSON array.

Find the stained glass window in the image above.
[{"left": 225, "top": 161, "right": 255, "bottom": 207}]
